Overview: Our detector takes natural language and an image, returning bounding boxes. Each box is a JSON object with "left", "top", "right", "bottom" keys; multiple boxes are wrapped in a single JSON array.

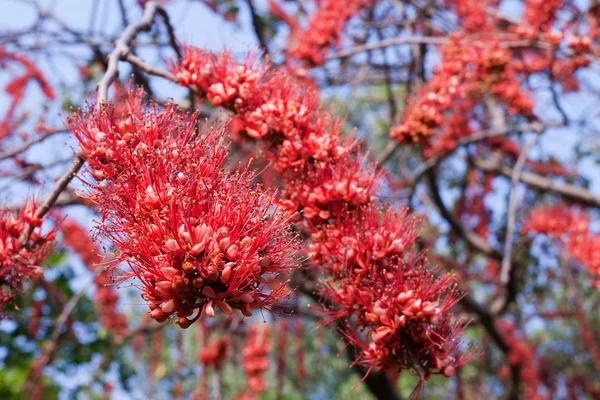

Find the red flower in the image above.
[
  {"left": 312, "top": 205, "right": 473, "bottom": 378},
  {"left": 525, "top": 206, "right": 589, "bottom": 237},
  {"left": 391, "top": 35, "right": 535, "bottom": 150},
  {"left": 0, "top": 46, "right": 55, "bottom": 144},
  {"left": 269, "top": 0, "right": 374, "bottom": 66},
  {"left": 497, "top": 321, "right": 547, "bottom": 400},
  {"left": 173, "top": 48, "right": 473, "bottom": 386},
  {"left": 526, "top": 205, "right": 599, "bottom": 286},
  {"left": 198, "top": 336, "right": 231, "bottom": 369},
  {"left": 0, "top": 200, "right": 55, "bottom": 314},
  {"left": 69, "top": 89, "right": 298, "bottom": 327},
  {"left": 241, "top": 325, "right": 271, "bottom": 395}
]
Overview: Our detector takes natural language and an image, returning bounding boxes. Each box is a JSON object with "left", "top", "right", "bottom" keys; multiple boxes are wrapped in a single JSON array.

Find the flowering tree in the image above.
[{"left": 0, "top": 0, "right": 599, "bottom": 399}]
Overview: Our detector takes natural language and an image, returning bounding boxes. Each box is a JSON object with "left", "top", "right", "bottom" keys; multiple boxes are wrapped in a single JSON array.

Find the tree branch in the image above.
[
  {"left": 0, "top": 129, "right": 63, "bottom": 162},
  {"left": 157, "top": 6, "right": 182, "bottom": 60},
  {"left": 34, "top": 149, "right": 85, "bottom": 219},
  {"left": 471, "top": 156, "right": 600, "bottom": 209},
  {"left": 96, "top": 1, "right": 162, "bottom": 103},
  {"left": 124, "top": 52, "right": 177, "bottom": 81},
  {"left": 328, "top": 36, "right": 446, "bottom": 61},
  {"left": 559, "top": 251, "right": 600, "bottom": 375},
  {"left": 497, "top": 130, "right": 543, "bottom": 309},
  {"left": 246, "top": 0, "right": 270, "bottom": 55},
  {"left": 378, "top": 121, "right": 562, "bottom": 176}
]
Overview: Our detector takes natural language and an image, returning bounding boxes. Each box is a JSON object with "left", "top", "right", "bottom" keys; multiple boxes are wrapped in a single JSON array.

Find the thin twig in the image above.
[
  {"left": 34, "top": 149, "right": 85, "bottom": 219},
  {"left": 157, "top": 6, "right": 182, "bottom": 59},
  {"left": 328, "top": 36, "right": 447, "bottom": 60},
  {"left": 426, "top": 169, "right": 498, "bottom": 257},
  {"left": 96, "top": 1, "right": 161, "bottom": 103},
  {"left": 23, "top": 265, "right": 102, "bottom": 395},
  {"left": 497, "top": 129, "right": 544, "bottom": 305},
  {"left": 124, "top": 52, "right": 177, "bottom": 81},
  {"left": 246, "top": 0, "right": 269, "bottom": 56},
  {"left": 378, "top": 121, "right": 561, "bottom": 173},
  {"left": 0, "top": 129, "right": 63, "bottom": 161},
  {"left": 471, "top": 156, "right": 600, "bottom": 209}
]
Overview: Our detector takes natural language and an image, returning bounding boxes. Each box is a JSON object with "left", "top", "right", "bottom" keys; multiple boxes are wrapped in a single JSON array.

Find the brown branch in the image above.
[
  {"left": 246, "top": 0, "right": 270, "bottom": 56},
  {"left": 123, "top": 52, "right": 177, "bottom": 81},
  {"left": 471, "top": 157, "right": 600, "bottom": 209},
  {"left": 426, "top": 169, "right": 499, "bottom": 257},
  {"left": 426, "top": 167, "right": 530, "bottom": 315},
  {"left": 96, "top": 1, "right": 162, "bottom": 103},
  {"left": 157, "top": 6, "right": 182, "bottom": 60},
  {"left": 328, "top": 36, "right": 447, "bottom": 61},
  {"left": 0, "top": 130, "right": 63, "bottom": 161},
  {"left": 378, "top": 121, "right": 562, "bottom": 176},
  {"left": 497, "top": 130, "right": 543, "bottom": 307},
  {"left": 34, "top": 149, "right": 85, "bottom": 219},
  {"left": 23, "top": 266, "right": 101, "bottom": 396}
]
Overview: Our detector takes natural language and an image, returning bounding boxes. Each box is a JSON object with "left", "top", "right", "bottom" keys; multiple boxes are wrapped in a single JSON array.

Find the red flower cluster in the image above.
[
  {"left": 198, "top": 336, "right": 231, "bottom": 369},
  {"left": 311, "top": 206, "right": 471, "bottom": 379},
  {"left": 0, "top": 201, "right": 54, "bottom": 314},
  {"left": 269, "top": 0, "right": 372, "bottom": 66},
  {"left": 526, "top": 206, "right": 599, "bottom": 286},
  {"left": 391, "top": 36, "right": 534, "bottom": 150},
  {"left": 568, "top": 234, "right": 600, "bottom": 287},
  {"left": 240, "top": 325, "right": 271, "bottom": 398},
  {"left": 445, "top": 0, "right": 490, "bottom": 33},
  {"left": 497, "top": 321, "right": 548, "bottom": 400},
  {"left": 68, "top": 89, "right": 297, "bottom": 327},
  {"left": 60, "top": 219, "right": 128, "bottom": 339},
  {"left": 390, "top": 37, "right": 468, "bottom": 145},
  {"left": 173, "top": 47, "right": 470, "bottom": 384},
  {"left": 524, "top": 206, "right": 589, "bottom": 237},
  {"left": 173, "top": 48, "right": 377, "bottom": 222},
  {"left": 0, "top": 46, "right": 55, "bottom": 144},
  {"left": 523, "top": 0, "right": 562, "bottom": 33}
]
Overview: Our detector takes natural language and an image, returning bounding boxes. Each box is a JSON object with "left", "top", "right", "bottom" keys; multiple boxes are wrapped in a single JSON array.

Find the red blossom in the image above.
[
  {"left": 269, "top": 0, "right": 374, "bottom": 66},
  {"left": 173, "top": 47, "right": 472, "bottom": 386},
  {"left": 390, "top": 35, "right": 535, "bottom": 151},
  {"left": 523, "top": 0, "right": 562, "bottom": 33},
  {"left": 524, "top": 206, "right": 589, "bottom": 237},
  {"left": 173, "top": 48, "right": 378, "bottom": 222},
  {"left": 240, "top": 325, "right": 271, "bottom": 397},
  {"left": 497, "top": 321, "right": 548, "bottom": 400},
  {"left": 445, "top": 0, "right": 491, "bottom": 33},
  {"left": 311, "top": 205, "right": 472, "bottom": 379},
  {"left": 198, "top": 336, "right": 231, "bottom": 369},
  {"left": 68, "top": 89, "right": 298, "bottom": 327},
  {"left": 567, "top": 234, "right": 600, "bottom": 287},
  {"left": 526, "top": 205, "right": 599, "bottom": 286},
  {"left": 0, "top": 200, "right": 55, "bottom": 314},
  {"left": 0, "top": 46, "right": 55, "bottom": 145}
]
